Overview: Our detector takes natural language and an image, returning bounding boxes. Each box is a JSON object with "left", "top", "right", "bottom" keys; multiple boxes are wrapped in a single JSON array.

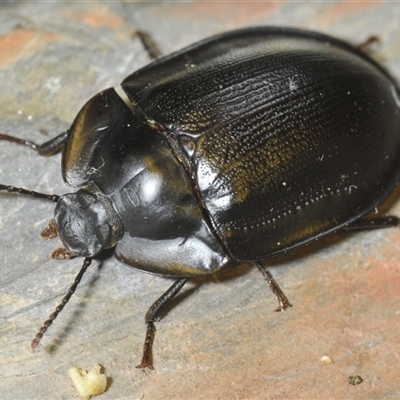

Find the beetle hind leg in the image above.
[
  {"left": 256, "top": 262, "right": 292, "bottom": 312},
  {"left": 136, "top": 278, "right": 187, "bottom": 369},
  {"left": 340, "top": 216, "right": 399, "bottom": 232}
]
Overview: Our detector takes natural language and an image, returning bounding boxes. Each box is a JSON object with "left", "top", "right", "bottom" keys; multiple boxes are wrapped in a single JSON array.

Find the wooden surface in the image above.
[{"left": 1, "top": 2, "right": 400, "bottom": 399}]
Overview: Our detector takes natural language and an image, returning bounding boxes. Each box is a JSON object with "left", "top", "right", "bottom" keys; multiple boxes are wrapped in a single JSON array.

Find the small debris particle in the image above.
[
  {"left": 348, "top": 375, "right": 363, "bottom": 385},
  {"left": 319, "top": 355, "right": 333, "bottom": 364},
  {"left": 68, "top": 364, "right": 108, "bottom": 400}
]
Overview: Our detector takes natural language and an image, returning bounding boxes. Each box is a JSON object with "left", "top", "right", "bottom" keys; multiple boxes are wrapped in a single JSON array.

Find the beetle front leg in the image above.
[
  {"left": 136, "top": 278, "right": 187, "bottom": 369},
  {"left": 0, "top": 130, "right": 68, "bottom": 156}
]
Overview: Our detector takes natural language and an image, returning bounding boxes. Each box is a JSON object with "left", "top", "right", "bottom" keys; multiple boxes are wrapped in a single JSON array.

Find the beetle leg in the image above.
[
  {"left": 339, "top": 216, "right": 399, "bottom": 232},
  {"left": 133, "top": 30, "right": 162, "bottom": 60},
  {"left": 256, "top": 262, "right": 292, "bottom": 312},
  {"left": 357, "top": 35, "right": 380, "bottom": 52},
  {"left": 136, "top": 278, "right": 187, "bottom": 369},
  {"left": 0, "top": 131, "right": 68, "bottom": 156}
]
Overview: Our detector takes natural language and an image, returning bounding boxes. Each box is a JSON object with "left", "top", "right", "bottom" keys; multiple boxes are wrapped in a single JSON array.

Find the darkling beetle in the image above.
[{"left": 2, "top": 26, "right": 400, "bottom": 369}]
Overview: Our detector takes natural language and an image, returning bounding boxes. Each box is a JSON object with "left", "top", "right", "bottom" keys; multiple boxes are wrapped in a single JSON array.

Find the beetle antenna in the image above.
[
  {"left": 31, "top": 257, "right": 92, "bottom": 350},
  {"left": 0, "top": 184, "right": 60, "bottom": 202}
]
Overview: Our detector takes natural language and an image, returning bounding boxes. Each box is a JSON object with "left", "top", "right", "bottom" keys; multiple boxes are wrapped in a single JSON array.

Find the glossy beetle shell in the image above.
[{"left": 61, "top": 27, "right": 400, "bottom": 274}]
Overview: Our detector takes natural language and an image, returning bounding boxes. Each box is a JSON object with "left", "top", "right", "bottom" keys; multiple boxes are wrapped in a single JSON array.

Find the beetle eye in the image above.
[
  {"left": 95, "top": 223, "right": 111, "bottom": 246},
  {"left": 78, "top": 191, "right": 96, "bottom": 207}
]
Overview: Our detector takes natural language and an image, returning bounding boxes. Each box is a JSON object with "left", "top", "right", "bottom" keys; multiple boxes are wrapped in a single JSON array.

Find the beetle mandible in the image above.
[{"left": 2, "top": 26, "right": 400, "bottom": 369}]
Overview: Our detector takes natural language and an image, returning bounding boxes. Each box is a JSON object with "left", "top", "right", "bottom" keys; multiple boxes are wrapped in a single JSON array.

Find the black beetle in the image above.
[{"left": 2, "top": 26, "right": 400, "bottom": 369}]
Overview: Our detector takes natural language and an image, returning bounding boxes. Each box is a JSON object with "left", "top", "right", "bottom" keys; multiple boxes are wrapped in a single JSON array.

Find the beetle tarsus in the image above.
[
  {"left": 0, "top": 133, "right": 39, "bottom": 151},
  {"left": 256, "top": 262, "right": 292, "bottom": 312},
  {"left": 133, "top": 30, "right": 162, "bottom": 60},
  {"left": 136, "top": 322, "right": 156, "bottom": 370},
  {"left": 340, "top": 216, "right": 400, "bottom": 232},
  {"left": 0, "top": 131, "right": 68, "bottom": 156},
  {"left": 136, "top": 278, "right": 187, "bottom": 369}
]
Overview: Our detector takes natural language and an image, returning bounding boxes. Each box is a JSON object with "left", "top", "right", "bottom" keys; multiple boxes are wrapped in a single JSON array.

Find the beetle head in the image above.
[{"left": 54, "top": 183, "right": 123, "bottom": 257}]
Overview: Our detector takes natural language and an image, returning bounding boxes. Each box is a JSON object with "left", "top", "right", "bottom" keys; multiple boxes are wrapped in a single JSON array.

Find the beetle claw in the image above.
[{"left": 135, "top": 362, "right": 154, "bottom": 370}]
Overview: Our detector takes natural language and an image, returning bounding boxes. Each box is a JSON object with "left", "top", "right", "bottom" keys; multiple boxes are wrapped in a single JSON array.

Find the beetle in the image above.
[{"left": 1, "top": 26, "right": 400, "bottom": 369}]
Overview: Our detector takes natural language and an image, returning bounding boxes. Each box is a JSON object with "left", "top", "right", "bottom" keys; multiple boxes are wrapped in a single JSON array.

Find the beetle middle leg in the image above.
[
  {"left": 133, "top": 30, "right": 162, "bottom": 60},
  {"left": 136, "top": 278, "right": 187, "bottom": 369}
]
